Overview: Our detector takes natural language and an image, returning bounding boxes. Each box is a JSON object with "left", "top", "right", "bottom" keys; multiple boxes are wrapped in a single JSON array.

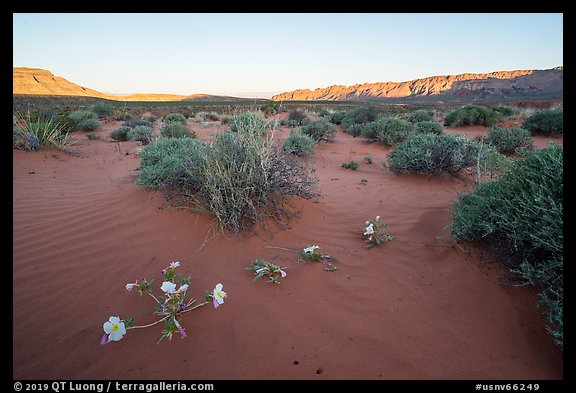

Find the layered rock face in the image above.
[{"left": 272, "top": 68, "right": 563, "bottom": 101}]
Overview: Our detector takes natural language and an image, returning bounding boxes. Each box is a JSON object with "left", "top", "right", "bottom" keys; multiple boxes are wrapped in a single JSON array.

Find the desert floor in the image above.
[{"left": 13, "top": 117, "right": 563, "bottom": 379}]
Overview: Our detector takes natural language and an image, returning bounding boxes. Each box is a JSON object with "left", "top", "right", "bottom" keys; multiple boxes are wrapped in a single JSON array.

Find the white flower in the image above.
[
  {"left": 213, "top": 283, "right": 227, "bottom": 307},
  {"left": 169, "top": 261, "right": 180, "bottom": 269},
  {"left": 161, "top": 281, "right": 177, "bottom": 294},
  {"left": 376, "top": 216, "right": 380, "bottom": 221},
  {"left": 125, "top": 282, "right": 137, "bottom": 291},
  {"left": 365, "top": 220, "right": 370, "bottom": 225},
  {"left": 103, "top": 316, "right": 126, "bottom": 342},
  {"left": 279, "top": 268, "right": 287, "bottom": 278},
  {"left": 364, "top": 224, "right": 375, "bottom": 236},
  {"left": 303, "top": 245, "right": 319, "bottom": 254},
  {"left": 255, "top": 267, "right": 267, "bottom": 274},
  {"left": 178, "top": 284, "right": 189, "bottom": 293}
]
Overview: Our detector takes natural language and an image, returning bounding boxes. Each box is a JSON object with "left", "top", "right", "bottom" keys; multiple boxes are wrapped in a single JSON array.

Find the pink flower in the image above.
[
  {"left": 174, "top": 319, "right": 186, "bottom": 339},
  {"left": 100, "top": 333, "right": 109, "bottom": 345}
]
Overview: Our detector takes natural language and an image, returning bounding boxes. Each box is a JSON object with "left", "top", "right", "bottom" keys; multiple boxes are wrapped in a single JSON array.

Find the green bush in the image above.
[
  {"left": 387, "top": 133, "right": 500, "bottom": 176},
  {"left": 91, "top": 103, "right": 115, "bottom": 118},
  {"left": 444, "top": 105, "right": 503, "bottom": 127},
  {"left": 160, "top": 122, "right": 196, "bottom": 139},
  {"left": 485, "top": 126, "right": 534, "bottom": 154},
  {"left": 123, "top": 119, "right": 151, "bottom": 128},
  {"left": 109, "top": 126, "right": 132, "bottom": 141},
  {"left": 76, "top": 118, "right": 102, "bottom": 131},
  {"left": 493, "top": 106, "right": 515, "bottom": 117},
  {"left": 288, "top": 108, "right": 307, "bottom": 125},
  {"left": 341, "top": 106, "right": 381, "bottom": 135},
  {"left": 136, "top": 138, "right": 208, "bottom": 190},
  {"left": 373, "top": 117, "right": 415, "bottom": 146},
  {"left": 329, "top": 111, "right": 347, "bottom": 125},
  {"left": 404, "top": 109, "right": 434, "bottom": 123},
  {"left": 282, "top": 130, "right": 315, "bottom": 156},
  {"left": 301, "top": 119, "right": 336, "bottom": 142},
  {"left": 451, "top": 144, "right": 563, "bottom": 347},
  {"left": 260, "top": 101, "right": 280, "bottom": 115},
  {"left": 414, "top": 120, "right": 443, "bottom": 135},
  {"left": 163, "top": 113, "right": 188, "bottom": 125},
  {"left": 127, "top": 125, "right": 154, "bottom": 145},
  {"left": 228, "top": 111, "right": 266, "bottom": 136},
  {"left": 522, "top": 109, "right": 563, "bottom": 136},
  {"left": 137, "top": 125, "right": 318, "bottom": 234},
  {"left": 315, "top": 108, "right": 330, "bottom": 117},
  {"left": 341, "top": 160, "right": 359, "bottom": 170}
]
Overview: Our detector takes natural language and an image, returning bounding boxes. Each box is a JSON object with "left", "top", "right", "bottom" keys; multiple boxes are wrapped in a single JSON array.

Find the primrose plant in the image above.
[
  {"left": 246, "top": 258, "right": 287, "bottom": 284},
  {"left": 363, "top": 216, "right": 394, "bottom": 248},
  {"left": 101, "top": 261, "right": 226, "bottom": 344},
  {"left": 299, "top": 245, "right": 337, "bottom": 271}
]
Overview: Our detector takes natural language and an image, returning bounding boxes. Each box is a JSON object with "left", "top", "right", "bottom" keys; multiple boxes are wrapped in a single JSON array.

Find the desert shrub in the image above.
[
  {"left": 404, "top": 109, "right": 434, "bottom": 123},
  {"left": 329, "top": 111, "right": 347, "bottom": 125},
  {"left": 341, "top": 160, "right": 359, "bottom": 170},
  {"left": 136, "top": 138, "right": 208, "bottom": 190},
  {"left": 112, "top": 112, "right": 134, "bottom": 121},
  {"left": 160, "top": 122, "right": 196, "bottom": 139},
  {"left": 76, "top": 118, "right": 102, "bottom": 131},
  {"left": 109, "top": 126, "right": 132, "bottom": 141},
  {"left": 91, "top": 103, "right": 115, "bottom": 118},
  {"left": 485, "top": 126, "right": 534, "bottom": 154},
  {"left": 137, "top": 125, "right": 318, "bottom": 234},
  {"left": 414, "top": 120, "right": 443, "bottom": 135},
  {"left": 301, "top": 119, "right": 336, "bottom": 142},
  {"left": 387, "top": 133, "right": 501, "bottom": 176},
  {"left": 123, "top": 118, "right": 151, "bottom": 128},
  {"left": 86, "top": 133, "right": 100, "bottom": 140},
  {"left": 341, "top": 106, "right": 381, "bottom": 135},
  {"left": 493, "top": 106, "right": 515, "bottom": 117},
  {"left": 373, "top": 117, "right": 415, "bottom": 146},
  {"left": 127, "top": 125, "right": 154, "bottom": 145},
  {"left": 282, "top": 130, "right": 315, "bottom": 156},
  {"left": 163, "top": 113, "right": 188, "bottom": 125},
  {"left": 288, "top": 108, "right": 308, "bottom": 125},
  {"left": 13, "top": 110, "right": 72, "bottom": 151},
  {"left": 67, "top": 110, "right": 101, "bottom": 131},
  {"left": 142, "top": 114, "right": 158, "bottom": 124},
  {"left": 315, "top": 108, "right": 330, "bottom": 117},
  {"left": 260, "top": 101, "right": 280, "bottom": 115},
  {"left": 228, "top": 111, "right": 267, "bottom": 136},
  {"left": 451, "top": 144, "right": 563, "bottom": 347},
  {"left": 522, "top": 109, "right": 563, "bottom": 136},
  {"left": 444, "top": 105, "right": 503, "bottom": 127}
]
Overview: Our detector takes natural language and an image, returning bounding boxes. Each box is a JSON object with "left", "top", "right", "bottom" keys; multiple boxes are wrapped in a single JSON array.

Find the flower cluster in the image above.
[
  {"left": 246, "top": 258, "right": 287, "bottom": 284},
  {"left": 299, "top": 245, "right": 337, "bottom": 271},
  {"left": 101, "top": 261, "right": 226, "bottom": 344},
  {"left": 363, "top": 216, "right": 394, "bottom": 248}
]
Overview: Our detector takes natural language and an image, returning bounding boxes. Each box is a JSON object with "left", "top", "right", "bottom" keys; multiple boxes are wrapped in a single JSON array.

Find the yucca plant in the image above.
[{"left": 13, "top": 110, "right": 73, "bottom": 151}]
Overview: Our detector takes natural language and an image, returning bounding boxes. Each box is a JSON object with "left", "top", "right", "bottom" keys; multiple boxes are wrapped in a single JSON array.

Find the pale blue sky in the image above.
[{"left": 13, "top": 13, "right": 563, "bottom": 98}]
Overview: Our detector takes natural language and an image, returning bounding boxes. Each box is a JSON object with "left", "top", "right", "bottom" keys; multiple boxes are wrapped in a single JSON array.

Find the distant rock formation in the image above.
[{"left": 271, "top": 67, "right": 563, "bottom": 101}]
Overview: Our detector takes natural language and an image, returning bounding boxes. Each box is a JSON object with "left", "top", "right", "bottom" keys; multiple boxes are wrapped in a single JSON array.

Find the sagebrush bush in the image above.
[
  {"left": 109, "top": 126, "right": 132, "bottom": 141},
  {"left": 329, "top": 111, "right": 347, "bottom": 125},
  {"left": 372, "top": 117, "right": 415, "bottom": 146},
  {"left": 522, "top": 109, "right": 563, "bottom": 135},
  {"left": 228, "top": 111, "right": 267, "bottom": 136},
  {"left": 414, "top": 120, "right": 443, "bottom": 135},
  {"left": 493, "top": 106, "right": 515, "bottom": 117},
  {"left": 444, "top": 105, "right": 503, "bottom": 127},
  {"left": 282, "top": 130, "right": 315, "bottom": 156},
  {"left": 163, "top": 113, "right": 188, "bottom": 125},
  {"left": 485, "top": 126, "right": 534, "bottom": 154},
  {"left": 160, "top": 122, "right": 196, "bottom": 139},
  {"left": 404, "top": 109, "right": 434, "bottom": 123},
  {"left": 91, "top": 103, "right": 115, "bottom": 118},
  {"left": 13, "top": 110, "right": 72, "bottom": 151},
  {"left": 301, "top": 119, "right": 336, "bottom": 142},
  {"left": 123, "top": 119, "right": 152, "bottom": 128},
  {"left": 67, "top": 110, "right": 101, "bottom": 131},
  {"left": 127, "top": 125, "right": 154, "bottom": 145},
  {"left": 341, "top": 106, "right": 381, "bottom": 135},
  {"left": 137, "top": 125, "right": 318, "bottom": 233},
  {"left": 136, "top": 138, "right": 208, "bottom": 190},
  {"left": 451, "top": 144, "right": 563, "bottom": 347},
  {"left": 288, "top": 108, "right": 307, "bottom": 125},
  {"left": 387, "top": 133, "right": 502, "bottom": 176},
  {"left": 341, "top": 160, "right": 359, "bottom": 170},
  {"left": 77, "top": 118, "right": 102, "bottom": 131}
]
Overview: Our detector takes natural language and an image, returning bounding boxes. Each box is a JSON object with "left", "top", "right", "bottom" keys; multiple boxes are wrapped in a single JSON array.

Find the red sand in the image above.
[{"left": 13, "top": 121, "right": 562, "bottom": 379}]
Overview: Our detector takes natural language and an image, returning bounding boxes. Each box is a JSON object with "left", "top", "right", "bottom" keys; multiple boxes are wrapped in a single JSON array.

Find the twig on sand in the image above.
[{"left": 264, "top": 246, "right": 298, "bottom": 253}]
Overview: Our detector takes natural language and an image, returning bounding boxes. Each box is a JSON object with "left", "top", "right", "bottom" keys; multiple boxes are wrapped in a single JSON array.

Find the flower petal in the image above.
[
  {"left": 108, "top": 331, "right": 124, "bottom": 341},
  {"left": 103, "top": 321, "right": 113, "bottom": 334},
  {"left": 108, "top": 316, "right": 121, "bottom": 325},
  {"left": 280, "top": 269, "right": 287, "bottom": 278},
  {"left": 100, "top": 334, "right": 109, "bottom": 345}
]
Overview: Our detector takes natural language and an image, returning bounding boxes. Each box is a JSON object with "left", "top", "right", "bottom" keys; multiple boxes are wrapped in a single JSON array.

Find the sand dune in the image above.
[{"left": 13, "top": 120, "right": 562, "bottom": 379}]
